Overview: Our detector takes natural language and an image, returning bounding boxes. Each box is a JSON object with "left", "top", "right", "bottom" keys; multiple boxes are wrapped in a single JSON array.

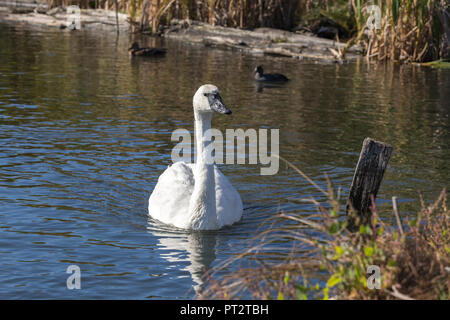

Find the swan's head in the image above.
[
  {"left": 254, "top": 65, "right": 263, "bottom": 75},
  {"left": 193, "top": 84, "right": 231, "bottom": 115}
]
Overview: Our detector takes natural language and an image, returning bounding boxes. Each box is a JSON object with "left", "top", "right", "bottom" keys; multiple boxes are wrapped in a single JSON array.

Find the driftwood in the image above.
[
  {"left": 347, "top": 137, "right": 393, "bottom": 227},
  {"left": 163, "top": 19, "right": 363, "bottom": 62}
]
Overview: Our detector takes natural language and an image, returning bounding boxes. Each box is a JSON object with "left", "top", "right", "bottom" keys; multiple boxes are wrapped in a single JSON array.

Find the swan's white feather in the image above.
[
  {"left": 148, "top": 161, "right": 243, "bottom": 229},
  {"left": 148, "top": 84, "right": 243, "bottom": 230}
]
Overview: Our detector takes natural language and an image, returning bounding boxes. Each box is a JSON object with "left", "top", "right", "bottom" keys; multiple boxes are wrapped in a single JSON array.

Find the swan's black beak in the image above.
[{"left": 205, "top": 93, "right": 232, "bottom": 115}]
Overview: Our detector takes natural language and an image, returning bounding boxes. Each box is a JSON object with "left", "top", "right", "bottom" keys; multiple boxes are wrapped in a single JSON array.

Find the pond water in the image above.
[{"left": 0, "top": 24, "right": 448, "bottom": 299}]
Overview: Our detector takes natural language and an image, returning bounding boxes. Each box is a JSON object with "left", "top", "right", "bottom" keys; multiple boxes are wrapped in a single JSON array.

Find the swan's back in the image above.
[{"left": 148, "top": 162, "right": 242, "bottom": 229}]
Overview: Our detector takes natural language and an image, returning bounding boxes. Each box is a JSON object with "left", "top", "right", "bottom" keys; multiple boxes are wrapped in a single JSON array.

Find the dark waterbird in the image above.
[
  {"left": 253, "top": 65, "right": 289, "bottom": 82},
  {"left": 128, "top": 42, "right": 167, "bottom": 57}
]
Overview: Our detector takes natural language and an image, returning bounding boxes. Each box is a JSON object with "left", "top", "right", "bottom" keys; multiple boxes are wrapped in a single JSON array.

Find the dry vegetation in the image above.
[
  {"left": 200, "top": 160, "right": 449, "bottom": 300},
  {"left": 358, "top": 0, "right": 450, "bottom": 62},
  {"left": 43, "top": 1, "right": 449, "bottom": 62}
]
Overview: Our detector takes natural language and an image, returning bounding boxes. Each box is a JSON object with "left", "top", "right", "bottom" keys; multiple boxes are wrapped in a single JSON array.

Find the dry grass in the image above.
[
  {"left": 45, "top": 1, "right": 449, "bottom": 62},
  {"left": 353, "top": 0, "right": 450, "bottom": 62},
  {"left": 44, "top": 1, "right": 449, "bottom": 62},
  {"left": 200, "top": 159, "right": 449, "bottom": 300}
]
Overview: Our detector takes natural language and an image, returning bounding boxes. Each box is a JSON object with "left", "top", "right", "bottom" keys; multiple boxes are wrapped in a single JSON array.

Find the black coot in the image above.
[{"left": 253, "top": 65, "right": 289, "bottom": 82}]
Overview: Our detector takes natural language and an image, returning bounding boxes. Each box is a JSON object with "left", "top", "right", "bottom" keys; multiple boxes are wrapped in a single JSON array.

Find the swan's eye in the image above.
[{"left": 204, "top": 93, "right": 219, "bottom": 98}]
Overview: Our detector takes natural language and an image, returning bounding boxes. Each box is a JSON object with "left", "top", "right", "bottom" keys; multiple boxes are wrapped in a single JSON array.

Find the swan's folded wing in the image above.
[
  {"left": 148, "top": 162, "right": 195, "bottom": 228},
  {"left": 213, "top": 166, "right": 243, "bottom": 227}
]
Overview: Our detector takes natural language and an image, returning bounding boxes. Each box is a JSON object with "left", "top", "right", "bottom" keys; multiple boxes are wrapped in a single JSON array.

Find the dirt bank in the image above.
[
  {"left": 0, "top": 6, "right": 129, "bottom": 32},
  {"left": 0, "top": 5, "right": 362, "bottom": 62}
]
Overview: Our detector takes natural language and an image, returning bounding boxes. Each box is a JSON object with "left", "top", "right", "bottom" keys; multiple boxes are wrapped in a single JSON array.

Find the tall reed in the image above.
[
  {"left": 351, "top": 0, "right": 449, "bottom": 62},
  {"left": 44, "top": 1, "right": 449, "bottom": 62}
]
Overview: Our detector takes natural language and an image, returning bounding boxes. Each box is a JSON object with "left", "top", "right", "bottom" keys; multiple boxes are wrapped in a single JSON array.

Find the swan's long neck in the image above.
[{"left": 188, "top": 111, "right": 218, "bottom": 229}]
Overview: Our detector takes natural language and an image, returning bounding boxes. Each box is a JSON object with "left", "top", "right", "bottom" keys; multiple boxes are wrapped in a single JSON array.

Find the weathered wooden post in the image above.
[{"left": 347, "top": 137, "right": 393, "bottom": 228}]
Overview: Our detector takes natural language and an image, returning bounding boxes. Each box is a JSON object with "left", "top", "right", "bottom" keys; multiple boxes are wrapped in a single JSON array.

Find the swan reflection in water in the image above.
[{"left": 149, "top": 223, "right": 218, "bottom": 295}]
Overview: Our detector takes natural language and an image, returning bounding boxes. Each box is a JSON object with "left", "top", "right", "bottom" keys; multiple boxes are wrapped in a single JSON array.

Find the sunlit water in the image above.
[{"left": 0, "top": 25, "right": 448, "bottom": 299}]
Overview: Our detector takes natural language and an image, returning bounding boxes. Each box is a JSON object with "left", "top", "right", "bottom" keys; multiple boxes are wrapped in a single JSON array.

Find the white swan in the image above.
[{"left": 148, "top": 84, "right": 243, "bottom": 230}]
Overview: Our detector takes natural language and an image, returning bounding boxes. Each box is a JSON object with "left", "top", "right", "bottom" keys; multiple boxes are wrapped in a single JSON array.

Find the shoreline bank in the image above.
[
  {"left": 162, "top": 19, "right": 362, "bottom": 62},
  {"left": 0, "top": 6, "right": 362, "bottom": 63},
  {"left": 0, "top": 6, "right": 129, "bottom": 32}
]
